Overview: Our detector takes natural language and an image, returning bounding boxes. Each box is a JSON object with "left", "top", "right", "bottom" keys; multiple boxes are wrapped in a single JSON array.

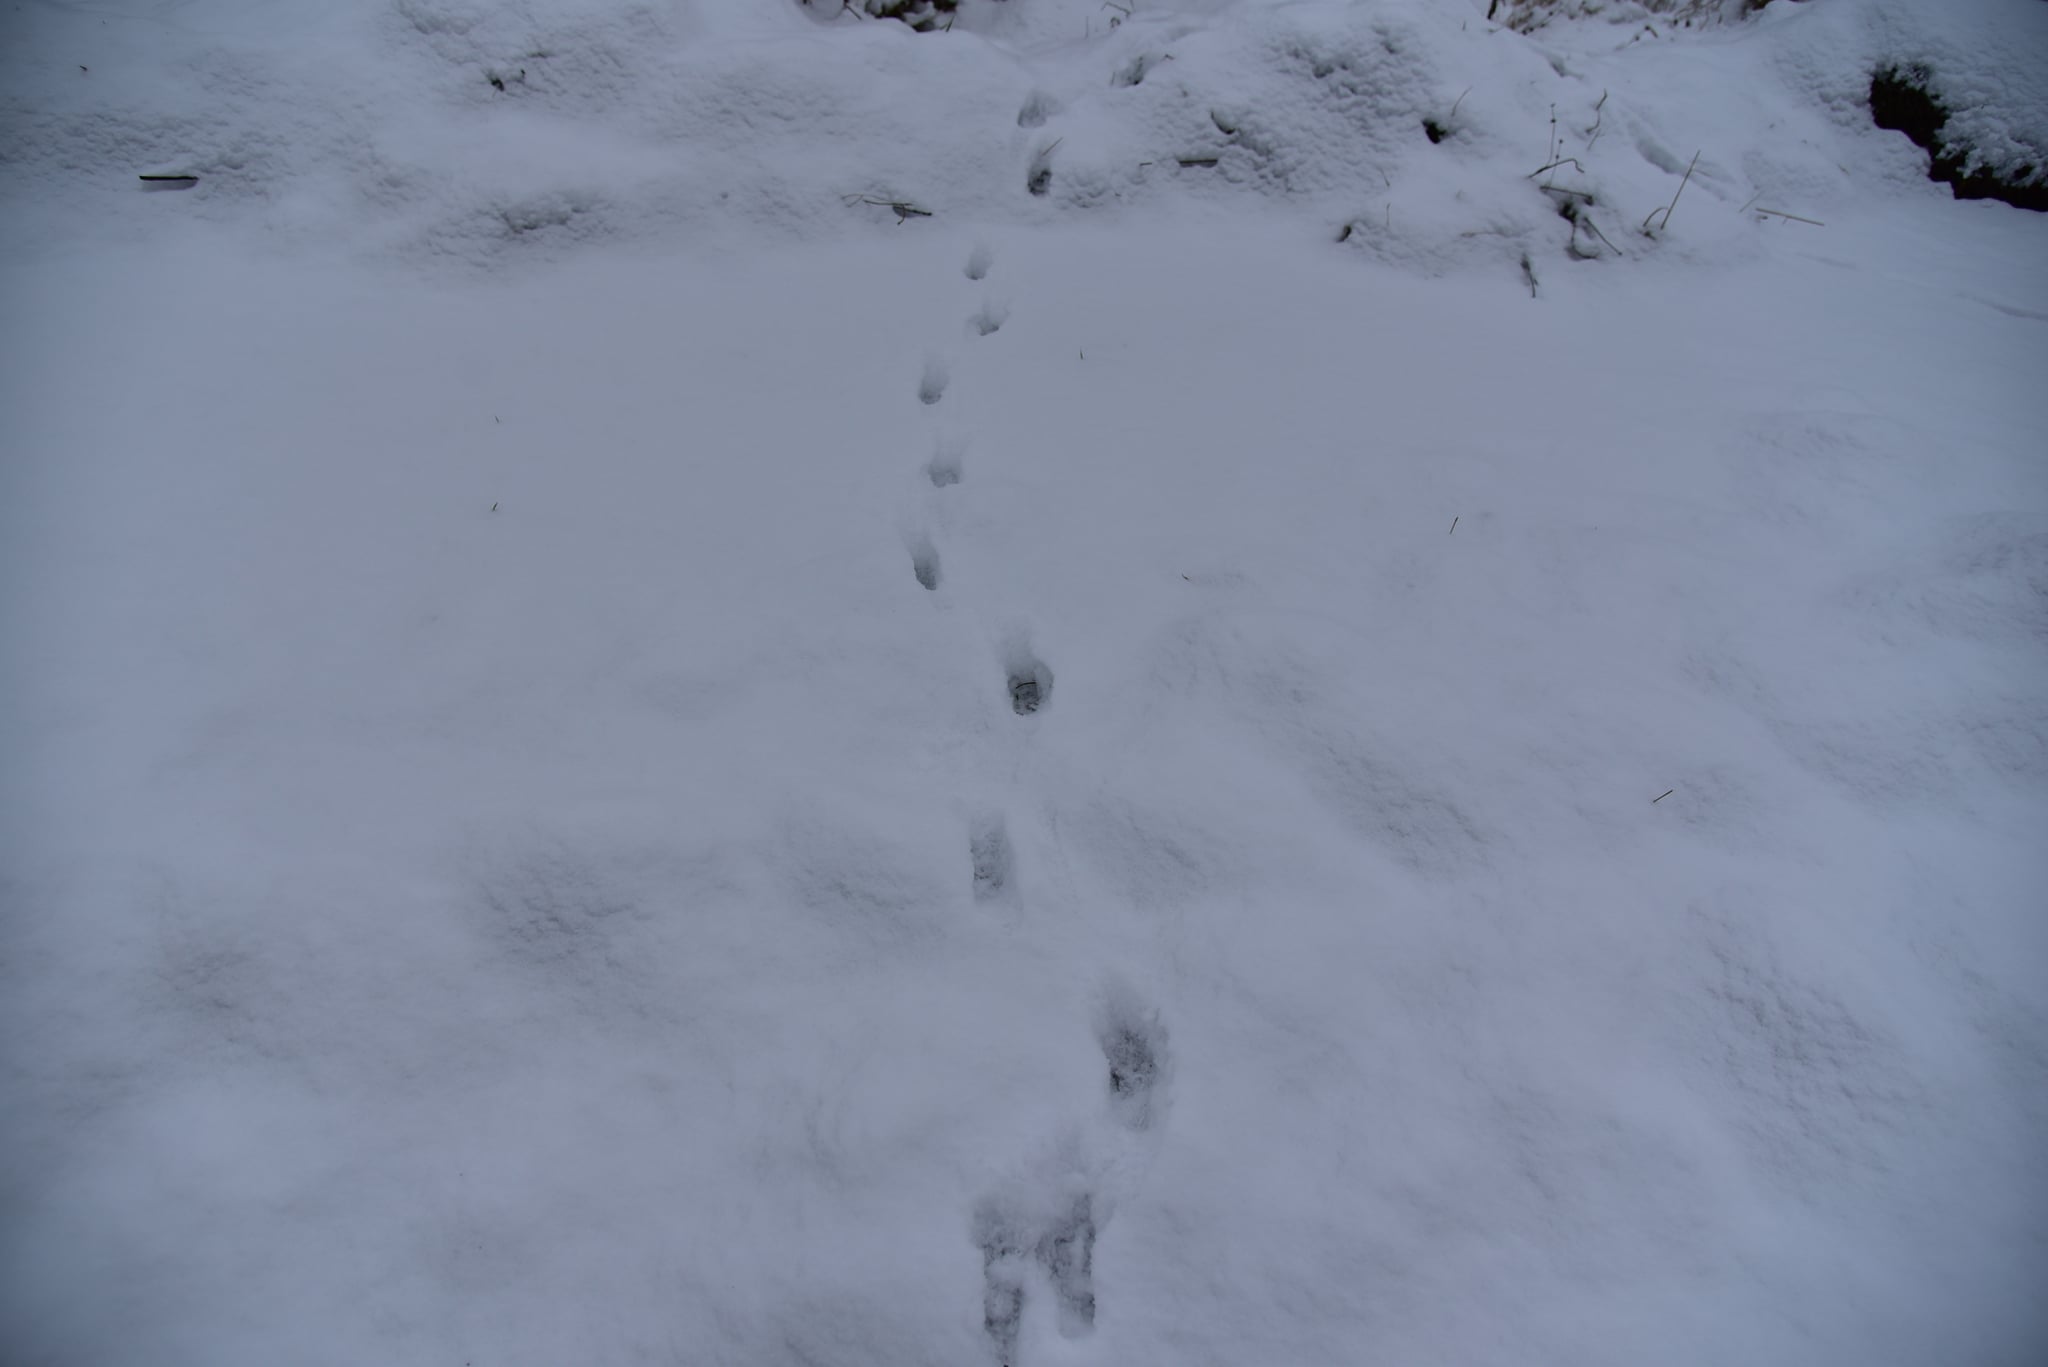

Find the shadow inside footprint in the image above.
[
  {"left": 970, "top": 816, "right": 1013, "bottom": 902},
  {"left": 965, "top": 244, "right": 993, "bottom": 281},
  {"left": 1039, "top": 1194, "right": 1097, "bottom": 1337},
  {"left": 1026, "top": 144, "right": 1054, "bottom": 197},
  {"left": 974, "top": 1201, "right": 1028, "bottom": 1367},
  {"left": 912, "top": 543, "right": 941, "bottom": 591},
  {"left": 972, "top": 301, "right": 1009, "bottom": 337},
  {"left": 919, "top": 360, "right": 949, "bottom": 406},
  {"left": 1008, "top": 668, "right": 1050, "bottom": 716},
  {"left": 1095, "top": 984, "right": 1170, "bottom": 1131},
  {"left": 1104, "top": 1025, "right": 1157, "bottom": 1109},
  {"left": 927, "top": 442, "right": 964, "bottom": 487},
  {"left": 1004, "top": 644, "right": 1053, "bottom": 717},
  {"left": 1017, "top": 91, "right": 1058, "bottom": 129}
]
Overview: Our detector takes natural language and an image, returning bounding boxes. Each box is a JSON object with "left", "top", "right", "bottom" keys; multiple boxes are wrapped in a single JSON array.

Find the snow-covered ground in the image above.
[{"left": 3, "top": 1, "right": 2046, "bottom": 1364}]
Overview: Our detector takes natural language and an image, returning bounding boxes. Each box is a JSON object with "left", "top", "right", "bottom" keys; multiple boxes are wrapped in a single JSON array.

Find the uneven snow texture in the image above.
[
  {"left": 2, "top": 2, "right": 2047, "bottom": 1366},
  {"left": 4, "top": 0, "right": 2045, "bottom": 277}
]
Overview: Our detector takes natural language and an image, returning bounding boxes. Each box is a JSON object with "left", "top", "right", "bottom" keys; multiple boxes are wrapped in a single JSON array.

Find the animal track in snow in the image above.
[
  {"left": 1112, "top": 54, "right": 1159, "bottom": 88},
  {"left": 919, "top": 358, "right": 950, "bottom": 405},
  {"left": 926, "top": 438, "right": 964, "bottom": 487},
  {"left": 1016, "top": 92, "right": 1057, "bottom": 129},
  {"left": 910, "top": 539, "right": 941, "bottom": 590},
  {"left": 973, "top": 1192, "right": 1098, "bottom": 1366},
  {"left": 1038, "top": 1194, "right": 1097, "bottom": 1336},
  {"left": 1026, "top": 144, "right": 1055, "bottom": 197},
  {"left": 974, "top": 1200, "right": 1030, "bottom": 1366},
  {"left": 971, "top": 300, "right": 1009, "bottom": 336},
  {"left": 970, "top": 815, "right": 1013, "bottom": 902},
  {"left": 1094, "top": 981, "right": 1170, "bottom": 1131},
  {"left": 965, "top": 244, "right": 993, "bottom": 281},
  {"left": 964, "top": 983, "right": 1170, "bottom": 1362},
  {"left": 1006, "top": 653, "right": 1053, "bottom": 716}
]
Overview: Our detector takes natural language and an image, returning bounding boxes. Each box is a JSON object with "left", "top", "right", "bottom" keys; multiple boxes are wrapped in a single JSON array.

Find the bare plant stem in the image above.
[{"left": 1642, "top": 150, "right": 1699, "bottom": 234}]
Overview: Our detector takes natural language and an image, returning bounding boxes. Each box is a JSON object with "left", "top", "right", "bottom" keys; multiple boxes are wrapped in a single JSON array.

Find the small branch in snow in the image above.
[
  {"left": 844, "top": 193, "right": 934, "bottom": 221},
  {"left": 1579, "top": 212, "right": 1623, "bottom": 257},
  {"left": 1652, "top": 789, "right": 1674, "bottom": 803},
  {"left": 1642, "top": 150, "right": 1699, "bottom": 235},
  {"left": 1448, "top": 516, "right": 1458, "bottom": 534},
  {"left": 1754, "top": 207, "right": 1825, "bottom": 227},
  {"left": 1450, "top": 86, "right": 1471, "bottom": 120},
  {"left": 1529, "top": 158, "right": 1586, "bottom": 180}
]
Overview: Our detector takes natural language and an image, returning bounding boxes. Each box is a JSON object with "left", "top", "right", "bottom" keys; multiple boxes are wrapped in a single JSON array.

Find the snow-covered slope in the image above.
[
  {"left": 2, "top": 2, "right": 2045, "bottom": 1365},
  {"left": 7, "top": 0, "right": 2045, "bottom": 274}
]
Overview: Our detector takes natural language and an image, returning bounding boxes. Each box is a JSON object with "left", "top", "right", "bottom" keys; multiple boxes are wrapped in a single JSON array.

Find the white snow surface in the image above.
[{"left": 2, "top": 1, "right": 2046, "bottom": 1364}]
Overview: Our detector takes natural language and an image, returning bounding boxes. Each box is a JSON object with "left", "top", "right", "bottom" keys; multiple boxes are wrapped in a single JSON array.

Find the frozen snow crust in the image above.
[{"left": 2, "top": 2, "right": 2046, "bottom": 1366}]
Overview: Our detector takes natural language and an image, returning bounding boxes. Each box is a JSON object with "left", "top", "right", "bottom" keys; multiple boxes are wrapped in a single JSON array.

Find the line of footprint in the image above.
[
  {"left": 973, "top": 980, "right": 1171, "bottom": 1367},
  {"left": 907, "top": 242, "right": 1049, "bottom": 721},
  {"left": 905, "top": 243, "right": 1174, "bottom": 1367}
]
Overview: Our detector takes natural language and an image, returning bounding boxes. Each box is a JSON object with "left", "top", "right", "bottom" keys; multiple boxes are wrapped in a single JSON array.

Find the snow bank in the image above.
[{"left": 5, "top": 0, "right": 2044, "bottom": 278}]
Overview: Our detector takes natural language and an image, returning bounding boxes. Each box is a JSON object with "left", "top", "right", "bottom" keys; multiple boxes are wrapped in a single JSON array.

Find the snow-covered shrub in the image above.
[
  {"left": 853, "top": 0, "right": 959, "bottom": 32},
  {"left": 1487, "top": 0, "right": 1769, "bottom": 33},
  {"left": 1870, "top": 62, "right": 2047, "bottom": 211}
]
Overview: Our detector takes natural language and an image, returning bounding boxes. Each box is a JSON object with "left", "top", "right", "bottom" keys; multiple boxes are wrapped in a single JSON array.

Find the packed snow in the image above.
[{"left": 2, "top": 1, "right": 2045, "bottom": 1364}]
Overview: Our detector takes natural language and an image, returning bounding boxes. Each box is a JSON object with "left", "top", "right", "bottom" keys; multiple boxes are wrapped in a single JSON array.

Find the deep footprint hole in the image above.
[
  {"left": 1094, "top": 984, "right": 1169, "bottom": 1131},
  {"left": 1007, "top": 662, "right": 1051, "bottom": 715},
  {"left": 1026, "top": 150, "right": 1053, "bottom": 197},
  {"left": 1104, "top": 1024, "right": 1157, "bottom": 1099}
]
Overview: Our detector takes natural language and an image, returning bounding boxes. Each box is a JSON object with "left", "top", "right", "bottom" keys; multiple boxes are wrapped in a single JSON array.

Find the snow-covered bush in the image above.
[
  {"left": 1870, "top": 62, "right": 2048, "bottom": 211},
  {"left": 1488, "top": 0, "right": 1769, "bottom": 33},
  {"left": 835, "top": 0, "right": 961, "bottom": 33}
]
